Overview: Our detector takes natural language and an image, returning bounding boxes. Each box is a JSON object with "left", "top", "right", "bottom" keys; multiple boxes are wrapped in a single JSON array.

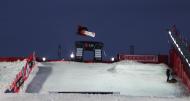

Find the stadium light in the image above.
[
  {"left": 42, "top": 57, "right": 46, "bottom": 62},
  {"left": 111, "top": 57, "right": 115, "bottom": 62},
  {"left": 70, "top": 52, "right": 75, "bottom": 59},
  {"left": 168, "top": 30, "right": 172, "bottom": 35}
]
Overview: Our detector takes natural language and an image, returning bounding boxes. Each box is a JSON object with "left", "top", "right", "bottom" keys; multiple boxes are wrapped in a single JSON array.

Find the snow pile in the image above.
[
  {"left": 24, "top": 61, "right": 189, "bottom": 97},
  {"left": 0, "top": 60, "right": 27, "bottom": 92}
]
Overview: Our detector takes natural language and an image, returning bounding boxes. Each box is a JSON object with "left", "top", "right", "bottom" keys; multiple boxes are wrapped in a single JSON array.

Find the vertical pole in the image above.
[{"left": 58, "top": 44, "right": 62, "bottom": 59}]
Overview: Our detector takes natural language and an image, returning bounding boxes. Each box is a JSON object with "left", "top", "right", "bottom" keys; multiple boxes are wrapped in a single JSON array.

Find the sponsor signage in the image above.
[{"left": 119, "top": 54, "right": 158, "bottom": 63}]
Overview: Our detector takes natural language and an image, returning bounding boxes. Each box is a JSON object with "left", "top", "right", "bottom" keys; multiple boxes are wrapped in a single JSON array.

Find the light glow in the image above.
[
  {"left": 111, "top": 57, "right": 115, "bottom": 62},
  {"left": 42, "top": 57, "right": 46, "bottom": 62},
  {"left": 70, "top": 52, "right": 75, "bottom": 59}
]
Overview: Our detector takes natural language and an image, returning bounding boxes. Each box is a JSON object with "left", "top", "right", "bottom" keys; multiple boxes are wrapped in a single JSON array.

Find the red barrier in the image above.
[
  {"left": 169, "top": 48, "right": 190, "bottom": 91},
  {"left": 5, "top": 52, "right": 36, "bottom": 93},
  {"left": 158, "top": 55, "right": 168, "bottom": 64},
  {"left": 0, "top": 57, "right": 25, "bottom": 62}
]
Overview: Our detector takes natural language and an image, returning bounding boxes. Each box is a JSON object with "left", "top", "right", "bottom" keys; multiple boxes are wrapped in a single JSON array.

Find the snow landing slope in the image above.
[{"left": 24, "top": 61, "right": 189, "bottom": 97}]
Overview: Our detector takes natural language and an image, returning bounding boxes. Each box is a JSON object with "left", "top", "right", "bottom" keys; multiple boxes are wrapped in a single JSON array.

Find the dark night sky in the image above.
[{"left": 0, "top": 0, "right": 190, "bottom": 59}]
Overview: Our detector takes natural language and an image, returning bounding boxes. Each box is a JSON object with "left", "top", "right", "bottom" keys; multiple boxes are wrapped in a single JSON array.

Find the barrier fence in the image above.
[
  {"left": 0, "top": 57, "right": 25, "bottom": 62},
  {"left": 169, "top": 48, "right": 190, "bottom": 90},
  {"left": 168, "top": 25, "right": 190, "bottom": 91},
  {"left": 5, "top": 52, "right": 36, "bottom": 93}
]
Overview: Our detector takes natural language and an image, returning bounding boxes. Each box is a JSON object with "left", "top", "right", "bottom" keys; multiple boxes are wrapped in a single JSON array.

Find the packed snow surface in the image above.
[
  {"left": 0, "top": 60, "right": 27, "bottom": 92},
  {"left": 0, "top": 94, "right": 190, "bottom": 101},
  {"left": 24, "top": 61, "right": 188, "bottom": 97}
]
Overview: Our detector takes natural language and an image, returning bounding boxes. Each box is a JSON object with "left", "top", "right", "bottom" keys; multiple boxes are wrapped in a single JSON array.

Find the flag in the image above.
[{"left": 77, "top": 25, "right": 96, "bottom": 38}]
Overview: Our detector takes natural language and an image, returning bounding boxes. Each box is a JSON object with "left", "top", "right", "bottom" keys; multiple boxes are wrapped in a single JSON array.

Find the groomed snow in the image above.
[
  {"left": 0, "top": 94, "right": 190, "bottom": 101},
  {"left": 0, "top": 60, "right": 27, "bottom": 93},
  {"left": 24, "top": 61, "right": 189, "bottom": 97}
]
